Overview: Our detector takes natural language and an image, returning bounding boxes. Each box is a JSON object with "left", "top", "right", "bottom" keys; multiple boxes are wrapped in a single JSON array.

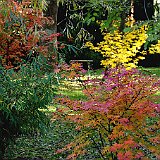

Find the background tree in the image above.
[{"left": 45, "top": 0, "right": 58, "bottom": 33}]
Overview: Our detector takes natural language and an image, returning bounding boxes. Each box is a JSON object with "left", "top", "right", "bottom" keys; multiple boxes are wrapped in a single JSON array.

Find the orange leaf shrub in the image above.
[{"left": 0, "top": 0, "right": 61, "bottom": 69}]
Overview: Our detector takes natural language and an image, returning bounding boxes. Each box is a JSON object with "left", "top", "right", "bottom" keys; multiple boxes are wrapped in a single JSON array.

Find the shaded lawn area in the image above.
[
  {"left": 5, "top": 120, "right": 77, "bottom": 160},
  {"left": 4, "top": 67, "right": 160, "bottom": 160}
]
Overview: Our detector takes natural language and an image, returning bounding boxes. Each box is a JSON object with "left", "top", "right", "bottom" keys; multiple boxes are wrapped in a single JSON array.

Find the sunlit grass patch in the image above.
[
  {"left": 139, "top": 67, "right": 160, "bottom": 76},
  {"left": 154, "top": 91, "right": 160, "bottom": 103},
  {"left": 156, "top": 91, "right": 160, "bottom": 95},
  {"left": 41, "top": 80, "right": 87, "bottom": 114},
  {"left": 56, "top": 79, "right": 87, "bottom": 100}
]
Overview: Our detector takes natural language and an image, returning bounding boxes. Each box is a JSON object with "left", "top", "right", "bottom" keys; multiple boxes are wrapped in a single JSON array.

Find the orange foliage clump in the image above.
[{"left": 0, "top": 0, "right": 60, "bottom": 69}]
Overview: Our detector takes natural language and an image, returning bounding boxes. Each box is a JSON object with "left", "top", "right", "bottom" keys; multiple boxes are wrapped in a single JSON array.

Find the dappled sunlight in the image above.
[{"left": 1, "top": 0, "right": 160, "bottom": 159}]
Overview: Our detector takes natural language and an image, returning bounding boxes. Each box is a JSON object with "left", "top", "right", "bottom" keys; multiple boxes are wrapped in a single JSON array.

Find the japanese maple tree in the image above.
[{"left": 55, "top": 67, "right": 160, "bottom": 160}]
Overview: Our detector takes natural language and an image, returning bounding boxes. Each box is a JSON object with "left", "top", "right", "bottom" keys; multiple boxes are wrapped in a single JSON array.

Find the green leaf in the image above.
[
  {"left": 93, "top": 12, "right": 98, "bottom": 17},
  {"left": 123, "top": 27, "right": 131, "bottom": 33},
  {"left": 91, "top": 17, "right": 95, "bottom": 22}
]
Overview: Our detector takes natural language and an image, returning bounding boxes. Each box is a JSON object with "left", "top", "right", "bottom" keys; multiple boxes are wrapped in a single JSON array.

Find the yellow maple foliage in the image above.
[
  {"left": 86, "top": 25, "right": 149, "bottom": 70},
  {"left": 149, "top": 40, "right": 160, "bottom": 54}
]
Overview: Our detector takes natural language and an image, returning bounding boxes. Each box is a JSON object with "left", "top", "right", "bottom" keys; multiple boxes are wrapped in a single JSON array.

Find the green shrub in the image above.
[{"left": 0, "top": 58, "right": 57, "bottom": 158}]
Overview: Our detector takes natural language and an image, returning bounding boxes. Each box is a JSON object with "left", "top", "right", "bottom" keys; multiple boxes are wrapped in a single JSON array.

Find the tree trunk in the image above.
[
  {"left": 130, "top": 0, "right": 134, "bottom": 26},
  {"left": 119, "top": 0, "right": 126, "bottom": 32},
  {"left": 46, "top": 0, "right": 58, "bottom": 33},
  {"left": 45, "top": 0, "right": 58, "bottom": 63}
]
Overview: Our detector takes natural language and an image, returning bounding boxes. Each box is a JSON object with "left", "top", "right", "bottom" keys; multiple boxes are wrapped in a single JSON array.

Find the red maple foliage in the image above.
[
  {"left": 0, "top": 0, "right": 61, "bottom": 70},
  {"left": 55, "top": 66, "right": 160, "bottom": 159}
]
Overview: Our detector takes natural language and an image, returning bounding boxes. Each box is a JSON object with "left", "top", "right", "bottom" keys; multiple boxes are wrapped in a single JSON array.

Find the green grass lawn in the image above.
[
  {"left": 139, "top": 67, "right": 160, "bottom": 76},
  {"left": 142, "top": 67, "right": 160, "bottom": 103},
  {"left": 4, "top": 67, "right": 160, "bottom": 160}
]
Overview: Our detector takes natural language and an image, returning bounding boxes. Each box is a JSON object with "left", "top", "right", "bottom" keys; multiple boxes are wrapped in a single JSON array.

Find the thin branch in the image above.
[
  {"left": 98, "top": 130, "right": 105, "bottom": 148},
  {"left": 90, "top": 137, "right": 106, "bottom": 160},
  {"left": 143, "top": 0, "right": 149, "bottom": 20}
]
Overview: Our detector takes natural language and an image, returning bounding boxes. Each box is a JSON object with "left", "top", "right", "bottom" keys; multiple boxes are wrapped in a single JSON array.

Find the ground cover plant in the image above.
[{"left": 4, "top": 120, "right": 77, "bottom": 160}]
